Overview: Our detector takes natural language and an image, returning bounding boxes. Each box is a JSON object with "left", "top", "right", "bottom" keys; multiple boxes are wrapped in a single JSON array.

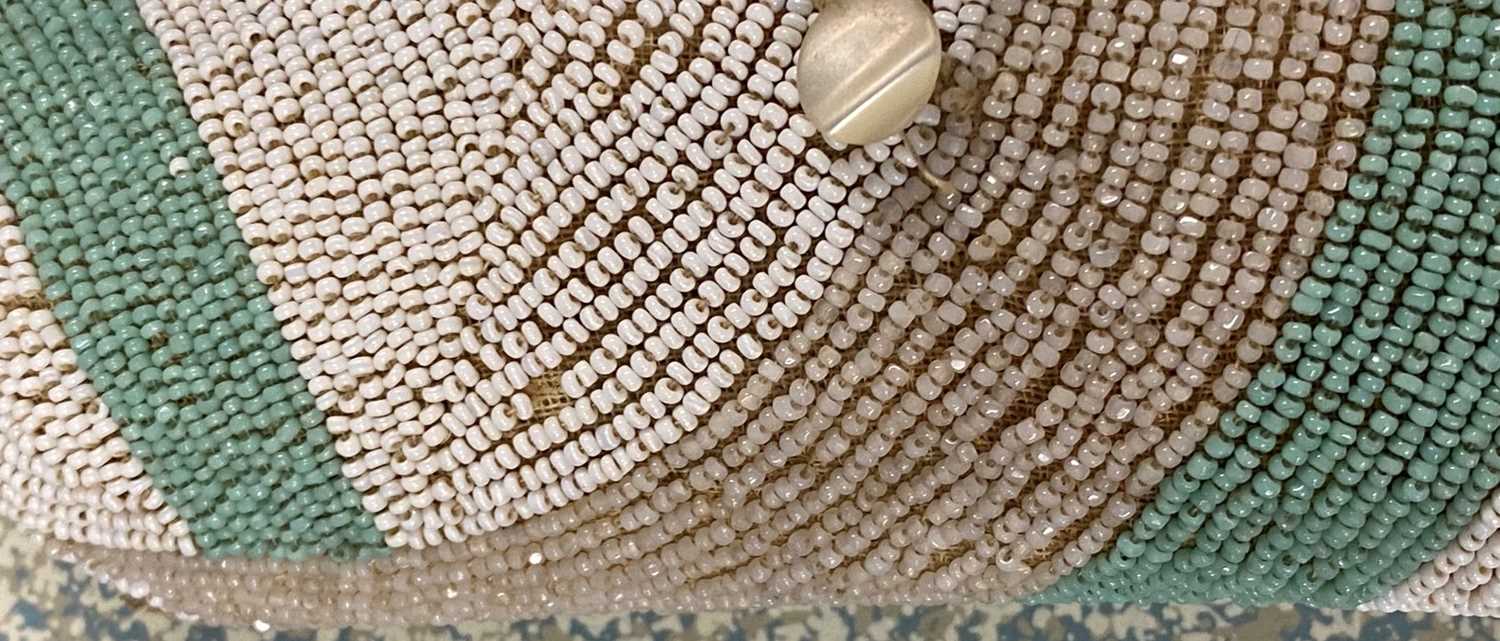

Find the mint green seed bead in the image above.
[
  {"left": 1398, "top": 288, "right": 1434, "bottom": 313},
  {"left": 1477, "top": 92, "right": 1500, "bottom": 115}
]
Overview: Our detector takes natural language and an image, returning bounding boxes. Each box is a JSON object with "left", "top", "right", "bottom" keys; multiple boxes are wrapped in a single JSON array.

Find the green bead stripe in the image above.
[
  {"left": 0, "top": 0, "right": 381, "bottom": 558},
  {"left": 1039, "top": 0, "right": 1500, "bottom": 608}
]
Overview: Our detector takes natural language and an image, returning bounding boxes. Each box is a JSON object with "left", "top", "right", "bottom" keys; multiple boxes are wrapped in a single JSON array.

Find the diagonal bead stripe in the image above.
[
  {"left": 0, "top": 195, "right": 194, "bottom": 555},
  {"left": 0, "top": 0, "right": 381, "bottom": 558},
  {"left": 1038, "top": 0, "right": 1500, "bottom": 609}
]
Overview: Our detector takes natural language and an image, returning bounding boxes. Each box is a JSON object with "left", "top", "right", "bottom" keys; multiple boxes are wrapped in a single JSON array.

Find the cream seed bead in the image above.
[{"left": 1367, "top": 488, "right": 1500, "bottom": 615}]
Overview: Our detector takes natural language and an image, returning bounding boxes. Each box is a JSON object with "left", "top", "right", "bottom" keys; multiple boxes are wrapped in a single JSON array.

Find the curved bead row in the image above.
[{"left": 1043, "top": 0, "right": 1500, "bottom": 610}]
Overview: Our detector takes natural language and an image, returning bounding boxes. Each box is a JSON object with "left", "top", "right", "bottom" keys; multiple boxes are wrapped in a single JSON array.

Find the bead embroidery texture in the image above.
[
  {"left": 0, "top": 0, "right": 382, "bottom": 559},
  {"left": 6, "top": 0, "right": 1500, "bottom": 626}
]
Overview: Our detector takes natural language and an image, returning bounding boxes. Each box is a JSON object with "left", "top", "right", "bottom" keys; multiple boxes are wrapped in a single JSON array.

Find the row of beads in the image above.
[
  {"left": 0, "top": 197, "right": 193, "bottom": 554},
  {"left": 1364, "top": 480, "right": 1500, "bottom": 614},
  {"left": 1359, "top": 0, "right": 1500, "bottom": 617},
  {"left": 36, "top": 0, "right": 1400, "bottom": 625},
  {"left": 0, "top": 0, "right": 380, "bottom": 558},
  {"left": 1043, "top": 0, "right": 1500, "bottom": 610},
  {"left": 145, "top": 0, "right": 881, "bottom": 549}
]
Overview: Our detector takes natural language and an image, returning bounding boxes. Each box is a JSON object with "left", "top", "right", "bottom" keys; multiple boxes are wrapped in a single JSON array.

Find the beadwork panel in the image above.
[
  {"left": 0, "top": 196, "right": 193, "bottom": 555},
  {"left": 5, "top": 0, "right": 1500, "bottom": 626},
  {"left": 0, "top": 0, "right": 383, "bottom": 561}
]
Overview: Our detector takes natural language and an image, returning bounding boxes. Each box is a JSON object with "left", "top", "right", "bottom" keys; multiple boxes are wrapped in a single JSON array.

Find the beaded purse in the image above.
[{"left": 1, "top": 0, "right": 1497, "bottom": 626}]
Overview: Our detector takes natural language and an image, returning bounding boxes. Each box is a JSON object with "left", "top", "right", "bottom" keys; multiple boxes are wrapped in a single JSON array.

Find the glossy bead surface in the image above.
[{"left": 796, "top": 0, "right": 941, "bottom": 145}]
